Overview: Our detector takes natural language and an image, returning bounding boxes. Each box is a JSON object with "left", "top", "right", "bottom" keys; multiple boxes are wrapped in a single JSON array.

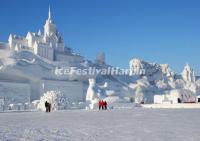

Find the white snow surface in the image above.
[{"left": 0, "top": 109, "right": 200, "bottom": 141}]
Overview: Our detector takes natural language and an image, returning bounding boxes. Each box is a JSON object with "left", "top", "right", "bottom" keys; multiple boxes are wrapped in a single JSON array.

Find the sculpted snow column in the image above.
[
  {"left": 86, "top": 78, "right": 99, "bottom": 110},
  {"left": 135, "top": 86, "right": 144, "bottom": 104},
  {"left": 182, "top": 64, "right": 196, "bottom": 83}
]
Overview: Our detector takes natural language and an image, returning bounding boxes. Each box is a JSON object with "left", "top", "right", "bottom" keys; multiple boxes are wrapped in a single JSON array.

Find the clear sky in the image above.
[{"left": 0, "top": 0, "right": 200, "bottom": 75}]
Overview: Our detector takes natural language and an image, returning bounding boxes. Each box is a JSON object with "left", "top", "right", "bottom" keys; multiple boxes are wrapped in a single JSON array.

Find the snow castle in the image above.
[
  {"left": 8, "top": 6, "right": 83, "bottom": 63},
  {"left": 0, "top": 6, "right": 86, "bottom": 109},
  {"left": 0, "top": 6, "right": 200, "bottom": 111}
]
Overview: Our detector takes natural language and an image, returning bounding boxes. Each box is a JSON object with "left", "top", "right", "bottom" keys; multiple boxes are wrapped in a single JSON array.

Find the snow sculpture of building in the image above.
[
  {"left": 8, "top": 6, "right": 82, "bottom": 63},
  {"left": 154, "top": 89, "right": 196, "bottom": 104},
  {"left": 0, "top": 6, "right": 86, "bottom": 108},
  {"left": 182, "top": 64, "right": 196, "bottom": 82}
]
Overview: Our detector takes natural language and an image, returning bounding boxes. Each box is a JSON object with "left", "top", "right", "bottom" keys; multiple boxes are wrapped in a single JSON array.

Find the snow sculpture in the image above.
[
  {"left": 86, "top": 79, "right": 97, "bottom": 101},
  {"left": 156, "top": 79, "right": 168, "bottom": 90},
  {"left": 154, "top": 89, "right": 196, "bottom": 104},
  {"left": 103, "top": 82, "right": 108, "bottom": 88},
  {"left": 86, "top": 78, "right": 99, "bottom": 110},
  {"left": 135, "top": 86, "right": 144, "bottom": 104},
  {"left": 196, "top": 80, "right": 200, "bottom": 96},
  {"left": 0, "top": 50, "right": 15, "bottom": 70},
  {"left": 184, "top": 82, "right": 197, "bottom": 93},
  {"left": 8, "top": 6, "right": 64, "bottom": 61},
  {"left": 37, "top": 91, "right": 70, "bottom": 111},
  {"left": 129, "top": 59, "right": 145, "bottom": 75},
  {"left": 160, "top": 64, "right": 175, "bottom": 81},
  {"left": 95, "top": 52, "right": 105, "bottom": 65},
  {"left": 182, "top": 64, "right": 196, "bottom": 82}
]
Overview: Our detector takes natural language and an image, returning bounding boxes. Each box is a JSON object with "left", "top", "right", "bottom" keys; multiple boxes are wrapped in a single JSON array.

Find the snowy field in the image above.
[{"left": 0, "top": 108, "right": 200, "bottom": 141}]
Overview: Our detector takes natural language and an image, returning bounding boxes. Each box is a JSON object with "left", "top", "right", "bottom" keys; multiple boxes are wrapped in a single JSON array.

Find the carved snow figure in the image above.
[
  {"left": 0, "top": 50, "right": 15, "bottom": 70},
  {"left": 160, "top": 64, "right": 175, "bottom": 81},
  {"left": 135, "top": 86, "right": 144, "bottom": 104},
  {"left": 156, "top": 79, "right": 168, "bottom": 90},
  {"left": 182, "top": 64, "right": 196, "bottom": 82},
  {"left": 86, "top": 78, "right": 99, "bottom": 110},
  {"left": 37, "top": 91, "right": 70, "bottom": 111},
  {"left": 129, "top": 59, "right": 145, "bottom": 76}
]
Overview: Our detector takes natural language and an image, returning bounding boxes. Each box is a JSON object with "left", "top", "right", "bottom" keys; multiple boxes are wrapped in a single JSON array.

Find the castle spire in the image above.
[
  {"left": 44, "top": 5, "right": 57, "bottom": 36},
  {"left": 48, "top": 5, "right": 51, "bottom": 20}
]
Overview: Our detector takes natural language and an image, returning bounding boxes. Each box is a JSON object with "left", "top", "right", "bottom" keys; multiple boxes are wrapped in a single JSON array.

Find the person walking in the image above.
[
  {"left": 48, "top": 103, "right": 51, "bottom": 112},
  {"left": 45, "top": 101, "right": 49, "bottom": 112},
  {"left": 101, "top": 100, "right": 104, "bottom": 110},
  {"left": 104, "top": 101, "right": 107, "bottom": 110},
  {"left": 98, "top": 100, "right": 101, "bottom": 110}
]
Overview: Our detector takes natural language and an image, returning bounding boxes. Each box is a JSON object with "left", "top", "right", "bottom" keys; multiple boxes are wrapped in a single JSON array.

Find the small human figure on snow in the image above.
[
  {"left": 45, "top": 101, "right": 49, "bottom": 112},
  {"left": 45, "top": 101, "right": 51, "bottom": 112},
  {"left": 98, "top": 100, "right": 108, "bottom": 110},
  {"left": 104, "top": 101, "right": 107, "bottom": 110},
  {"left": 48, "top": 103, "right": 51, "bottom": 112},
  {"left": 98, "top": 100, "right": 102, "bottom": 110}
]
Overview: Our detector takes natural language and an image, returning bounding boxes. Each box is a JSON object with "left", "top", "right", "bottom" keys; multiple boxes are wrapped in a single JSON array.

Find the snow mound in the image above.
[{"left": 36, "top": 91, "right": 70, "bottom": 111}]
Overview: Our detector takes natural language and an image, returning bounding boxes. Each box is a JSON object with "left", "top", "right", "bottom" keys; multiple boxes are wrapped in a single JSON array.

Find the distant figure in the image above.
[
  {"left": 101, "top": 100, "right": 104, "bottom": 110},
  {"left": 48, "top": 103, "right": 51, "bottom": 112},
  {"left": 98, "top": 100, "right": 108, "bottom": 110},
  {"left": 104, "top": 101, "right": 107, "bottom": 110},
  {"left": 45, "top": 101, "right": 49, "bottom": 112},
  {"left": 99, "top": 100, "right": 106, "bottom": 110},
  {"left": 45, "top": 101, "right": 51, "bottom": 112},
  {"left": 178, "top": 98, "right": 182, "bottom": 103},
  {"left": 99, "top": 100, "right": 101, "bottom": 110}
]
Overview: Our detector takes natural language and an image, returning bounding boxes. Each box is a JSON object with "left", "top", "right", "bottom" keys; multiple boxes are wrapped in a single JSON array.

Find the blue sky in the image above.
[{"left": 0, "top": 0, "right": 200, "bottom": 74}]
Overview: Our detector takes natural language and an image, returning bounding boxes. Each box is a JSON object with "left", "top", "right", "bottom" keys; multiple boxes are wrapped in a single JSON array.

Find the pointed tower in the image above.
[
  {"left": 44, "top": 5, "right": 57, "bottom": 37},
  {"left": 48, "top": 5, "right": 51, "bottom": 20}
]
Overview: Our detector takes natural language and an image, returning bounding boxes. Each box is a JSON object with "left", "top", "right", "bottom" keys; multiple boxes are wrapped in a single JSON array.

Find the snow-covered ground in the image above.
[{"left": 0, "top": 108, "right": 200, "bottom": 141}]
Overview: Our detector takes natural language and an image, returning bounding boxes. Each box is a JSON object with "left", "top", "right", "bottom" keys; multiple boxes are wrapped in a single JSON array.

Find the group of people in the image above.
[
  {"left": 98, "top": 100, "right": 107, "bottom": 110},
  {"left": 44, "top": 100, "right": 107, "bottom": 112},
  {"left": 45, "top": 101, "right": 51, "bottom": 112}
]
